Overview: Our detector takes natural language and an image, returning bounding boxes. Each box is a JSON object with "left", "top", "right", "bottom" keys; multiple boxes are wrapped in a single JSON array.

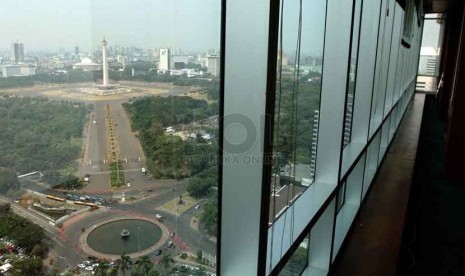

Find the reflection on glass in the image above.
[
  {"left": 343, "top": 0, "right": 362, "bottom": 149},
  {"left": 418, "top": 18, "right": 443, "bottom": 77},
  {"left": 370, "top": 0, "right": 391, "bottom": 135},
  {"left": 336, "top": 182, "right": 346, "bottom": 214},
  {"left": 278, "top": 235, "right": 310, "bottom": 276},
  {"left": 270, "top": 0, "right": 326, "bottom": 224},
  {"left": 0, "top": 1, "right": 219, "bottom": 275}
]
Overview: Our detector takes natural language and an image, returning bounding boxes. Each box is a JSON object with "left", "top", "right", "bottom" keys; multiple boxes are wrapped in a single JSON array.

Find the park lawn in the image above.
[{"left": 157, "top": 193, "right": 198, "bottom": 216}]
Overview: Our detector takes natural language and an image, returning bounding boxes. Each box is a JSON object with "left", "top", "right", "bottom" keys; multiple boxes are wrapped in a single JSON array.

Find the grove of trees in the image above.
[
  {"left": 0, "top": 167, "right": 19, "bottom": 194},
  {"left": 124, "top": 96, "right": 217, "bottom": 179},
  {"left": 0, "top": 96, "right": 89, "bottom": 176},
  {"left": 0, "top": 213, "right": 45, "bottom": 253},
  {"left": 273, "top": 75, "right": 322, "bottom": 167}
]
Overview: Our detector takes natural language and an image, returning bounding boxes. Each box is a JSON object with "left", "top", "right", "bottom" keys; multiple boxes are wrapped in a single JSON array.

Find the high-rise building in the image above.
[
  {"left": 75, "top": 46, "right": 80, "bottom": 57},
  {"left": 207, "top": 54, "right": 220, "bottom": 77},
  {"left": 158, "top": 48, "right": 171, "bottom": 71},
  {"left": 11, "top": 42, "right": 24, "bottom": 63}
]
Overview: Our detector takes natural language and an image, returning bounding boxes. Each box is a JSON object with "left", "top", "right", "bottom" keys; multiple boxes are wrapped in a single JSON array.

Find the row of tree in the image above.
[
  {"left": 0, "top": 66, "right": 217, "bottom": 89},
  {"left": 88, "top": 252, "right": 209, "bottom": 276}
]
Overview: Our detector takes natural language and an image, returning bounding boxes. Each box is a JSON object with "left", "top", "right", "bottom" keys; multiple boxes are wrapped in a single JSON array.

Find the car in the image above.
[
  {"left": 83, "top": 260, "right": 92, "bottom": 265},
  {"left": 167, "top": 241, "right": 174, "bottom": 248},
  {"left": 155, "top": 213, "right": 162, "bottom": 220},
  {"left": 77, "top": 264, "right": 86, "bottom": 268},
  {"left": 85, "top": 266, "right": 94, "bottom": 271},
  {"left": 153, "top": 249, "right": 162, "bottom": 256},
  {"left": 195, "top": 204, "right": 201, "bottom": 210},
  {"left": 93, "top": 121, "right": 97, "bottom": 124}
]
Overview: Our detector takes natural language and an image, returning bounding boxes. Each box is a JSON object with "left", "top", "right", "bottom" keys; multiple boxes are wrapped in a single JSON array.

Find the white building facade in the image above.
[{"left": 158, "top": 48, "right": 171, "bottom": 70}]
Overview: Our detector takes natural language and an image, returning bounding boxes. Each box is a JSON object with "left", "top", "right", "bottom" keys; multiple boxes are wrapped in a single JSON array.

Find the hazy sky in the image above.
[
  {"left": 0, "top": 0, "right": 329, "bottom": 57},
  {"left": 0, "top": 0, "right": 221, "bottom": 53},
  {"left": 281, "top": 0, "right": 327, "bottom": 58},
  {"left": 422, "top": 19, "right": 442, "bottom": 49},
  {"left": 3, "top": 1, "right": 439, "bottom": 57}
]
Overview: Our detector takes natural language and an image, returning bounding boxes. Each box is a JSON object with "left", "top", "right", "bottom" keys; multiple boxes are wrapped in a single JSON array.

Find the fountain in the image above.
[
  {"left": 120, "top": 229, "right": 130, "bottom": 238},
  {"left": 86, "top": 219, "right": 162, "bottom": 255}
]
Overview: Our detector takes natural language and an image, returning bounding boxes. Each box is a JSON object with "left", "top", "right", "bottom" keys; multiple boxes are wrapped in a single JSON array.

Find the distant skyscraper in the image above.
[
  {"left": 159, "top": 48, "right": 171, "bottom": 71},
  {"left": 75, "top": 46, "right": 80, "bottom": 57},
  {"left": 207, "top": 54, "right": 220, "bottom": 77},
  {"left": 11, "top": 42, "right": 24, "bottom": 63}
]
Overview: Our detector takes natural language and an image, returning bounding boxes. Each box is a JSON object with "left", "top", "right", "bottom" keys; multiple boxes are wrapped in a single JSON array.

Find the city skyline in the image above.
[{"left": 0, "top": 0, "right": 221, "bottom": 53}]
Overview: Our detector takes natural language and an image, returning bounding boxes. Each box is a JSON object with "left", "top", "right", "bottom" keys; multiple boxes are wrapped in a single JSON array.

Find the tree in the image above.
[
  {"left": 0, "top": 167, "right": 19, "bottom": 194},
  {"left": 187, "top": 177, "right": 214, "bottom": 198},
  {"left": 195, "top": 266, "right": 208, "bottom": 276},
  {"left": 197, "top": 250, "right": 203, "bottom": 262},
  {"left": 108, "top": 265, "right": 119, "bottom": 276},
  {"left": 0, "top": 214, "right": 45, "bottom": 253},
  {"left": 136, "top": 255, "right": 153, "bottom": 276},
  {"left": 119, "top": 252, "right": 133, "bottom": 276},
  {"left": 0, "top": 96, "right": 88, "bottom": 175},
  {"left": 159, "top": 254, "right": 174, "bottom": 270},
  {"left": 148, "top": 270, "right": 160, "bottom": 276},
  {"left": 94, "top": 260, "right": 110, "bottom": 276},
  {"left": 42, "top": 170, "right": 62, "bottom": 186},
  {"left": 11, "top": 257, "right": 43, "bottom": 276},
  {"left": 200, "top": 200, "right": 218, "bottom": 237},
  {"left": 31, "top": 244, "right": 44, "bottom": 257}
]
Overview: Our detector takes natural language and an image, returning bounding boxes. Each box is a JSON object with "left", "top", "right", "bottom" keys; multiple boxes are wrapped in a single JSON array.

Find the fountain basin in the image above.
[{"left": 86, "top": 219, "right": 162, "bottom": 255}]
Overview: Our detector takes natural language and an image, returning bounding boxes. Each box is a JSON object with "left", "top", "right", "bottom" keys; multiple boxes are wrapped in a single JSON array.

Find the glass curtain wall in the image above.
[
  {"left": 343, "top": 0, "right": 363, "bottom": 149},
  {"left": 269, "top": 0, "right": 326, "bottom": 225}
]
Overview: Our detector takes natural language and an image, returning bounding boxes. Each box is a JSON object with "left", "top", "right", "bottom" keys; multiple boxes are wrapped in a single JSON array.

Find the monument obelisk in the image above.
[{"left": 102, "top": 38, "right": 109, "bottom": 86}]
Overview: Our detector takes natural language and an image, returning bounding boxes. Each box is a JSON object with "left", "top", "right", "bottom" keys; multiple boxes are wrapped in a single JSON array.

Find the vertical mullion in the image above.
[{"left": 220, "top": 0, "right": 271, "bottom": 274}]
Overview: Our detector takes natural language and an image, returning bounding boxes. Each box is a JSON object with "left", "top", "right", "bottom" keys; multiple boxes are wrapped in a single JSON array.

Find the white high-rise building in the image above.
[
  {"left": 207, "top": 54, "right": 220, "bottom": 77},
  {"left": 159, "top": 48, "right": 171, "bottom": 70}
]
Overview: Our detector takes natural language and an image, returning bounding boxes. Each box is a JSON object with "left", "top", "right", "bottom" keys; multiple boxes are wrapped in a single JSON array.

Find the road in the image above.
[{"left": 0, "top": 197, "right": 85, "bottom": 269}]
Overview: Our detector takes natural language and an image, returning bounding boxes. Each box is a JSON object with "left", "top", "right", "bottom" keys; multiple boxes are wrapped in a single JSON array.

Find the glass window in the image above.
[
  {"left": 278, "top": 235, "right": 310, "bottom": 276},
  {"left": 416, "top": 15, "right": 444, "bottom": 92},
  {"left": 336, "top": 182, "right": 347, "bottom": 214},
  {"left": 343, "top": 0, "right": 362, "bottom": 149},
  {"left": 0, "top": 1, "right": 220, "bottom": 275},
  {"left": 269, "top": 0, "right": 326, "bottom": 224},
  {"left": 417, "top": 18, "right": 443, "bottom": 77}
]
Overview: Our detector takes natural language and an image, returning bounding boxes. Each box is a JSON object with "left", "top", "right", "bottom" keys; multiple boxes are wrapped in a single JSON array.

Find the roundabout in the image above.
[{"left": 79, "top": 216, "right": 169, "bottom": 259}]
